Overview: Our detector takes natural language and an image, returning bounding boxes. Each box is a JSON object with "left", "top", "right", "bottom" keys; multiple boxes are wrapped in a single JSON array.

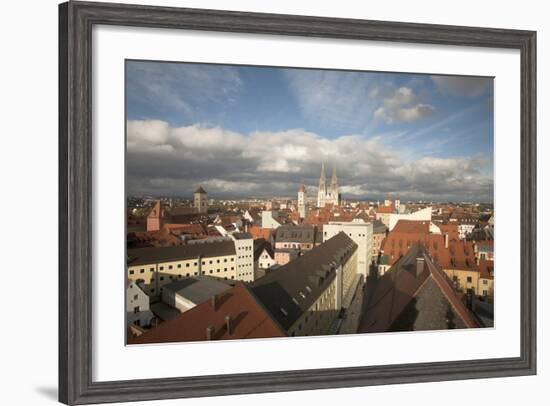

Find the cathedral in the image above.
[{"left": 317, "top": 163, "right": 340, "bottom": 207}]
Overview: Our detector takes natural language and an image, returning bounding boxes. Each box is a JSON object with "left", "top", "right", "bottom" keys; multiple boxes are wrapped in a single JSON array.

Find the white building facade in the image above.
[
  {"left": 261, "top": 210, "right": 283, "bottom": 229},
  {"left": 126, "top": 281, "right": 154, "bottom": 328},
  {"left": 231, "top": 233, "right": 255, "bottom": 282},
  {"left": 323, "top": 220, "right": 373, "bottom": 278},
  {"left": 388, "top": 206, "right": 432, "bottom": 231}
]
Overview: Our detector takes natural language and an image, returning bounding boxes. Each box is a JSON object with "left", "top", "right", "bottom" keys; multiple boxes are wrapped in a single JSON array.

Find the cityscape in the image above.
[{"left": 125, "top": 61, "right": 494, "bottom": 344}]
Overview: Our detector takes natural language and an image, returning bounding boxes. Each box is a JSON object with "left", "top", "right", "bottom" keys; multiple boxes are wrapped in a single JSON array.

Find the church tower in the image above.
[
  {"left": 330, "top": 164, "right": 338, "bottom": 201},
  {"left": 298, "top": 184, "right": 307, "bottom": 219},
  {"left": 317, "top": 163, "right": 327, "bottom": 208},
  {"left": 194, "top": 186, "right": 208, "bottom": 214},
  {"left": 146, "top": 200, "right": 167, "bottom": 232}
]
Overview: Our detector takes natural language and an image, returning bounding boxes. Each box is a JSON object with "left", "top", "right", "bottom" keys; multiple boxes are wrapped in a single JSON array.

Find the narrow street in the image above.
[{"left": 357, "top": 262, "right": 381, "bottom": 333}]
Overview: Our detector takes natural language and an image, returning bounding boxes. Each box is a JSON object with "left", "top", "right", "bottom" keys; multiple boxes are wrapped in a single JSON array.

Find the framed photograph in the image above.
[{"left": 59, "top": 1, "right": 537, "bottom": 404}]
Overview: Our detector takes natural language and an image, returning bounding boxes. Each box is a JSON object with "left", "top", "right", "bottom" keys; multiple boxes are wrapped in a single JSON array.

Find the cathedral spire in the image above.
[
  {"left": 317, "top": 163, "right": 327, "bottom": 208},
  {"left": 319, "top": 162, "right": 326, "bottom": 192},
  {"left": 331, "top": 164, "right": 337, "bottom": 187}
]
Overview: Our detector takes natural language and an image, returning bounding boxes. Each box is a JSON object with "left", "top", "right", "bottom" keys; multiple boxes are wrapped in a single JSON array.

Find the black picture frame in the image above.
[{"left": 59, "top": 1, "right": 537, "bottom": 404}]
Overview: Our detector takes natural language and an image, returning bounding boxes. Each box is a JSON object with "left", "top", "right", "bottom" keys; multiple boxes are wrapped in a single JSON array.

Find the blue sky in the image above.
[{"left": 126, "top": 60, "right": 494, "bottom": 202}]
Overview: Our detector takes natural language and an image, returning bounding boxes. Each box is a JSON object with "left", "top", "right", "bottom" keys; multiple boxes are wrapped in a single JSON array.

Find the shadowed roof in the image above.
[
  {"left": 361, "top": 244, "right": 479, "bottom": 333},
  {"left": 251, "top": 232, "right": 357, "bottom": 330},
  {"left": 127, "top": 240, "right": 235, "bottom": 266}
]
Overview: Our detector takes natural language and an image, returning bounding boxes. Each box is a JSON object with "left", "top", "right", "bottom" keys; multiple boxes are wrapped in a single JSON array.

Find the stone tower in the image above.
[
  {"left": 298, "top": 184, "right": 307, "bottom": 219},
  {"left": 194, "top": 186, "right": 208, "bottom": 214},
  {"left": 146, "top": 200, "right": 167, "bottom": 232},
  {"left": 317, "top": 163, "right": 327, "bottom": 208},
  {"left": 330, "top": 164, "right": 338, "bottom": 201}
]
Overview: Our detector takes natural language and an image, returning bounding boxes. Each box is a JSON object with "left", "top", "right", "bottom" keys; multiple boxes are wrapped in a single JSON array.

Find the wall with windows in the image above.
[
  {"left": 234, "top": 237, "right": 255, "bottom": 282},
  {"left": 127, "top": 253, "right": 238, "bottom": 296}
]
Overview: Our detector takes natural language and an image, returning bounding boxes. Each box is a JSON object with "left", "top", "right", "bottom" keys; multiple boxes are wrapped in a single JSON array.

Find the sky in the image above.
[{"left": 126, "top": 60, "right": 494, "bottom": 203}]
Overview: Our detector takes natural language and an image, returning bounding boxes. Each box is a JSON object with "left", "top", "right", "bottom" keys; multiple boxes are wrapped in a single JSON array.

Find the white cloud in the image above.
[
  {"left": 373, "top": 87, "right": 436, "bottom": 124},
  {"left": 127, "top": 119, "right": 493, "bottom": 202}
]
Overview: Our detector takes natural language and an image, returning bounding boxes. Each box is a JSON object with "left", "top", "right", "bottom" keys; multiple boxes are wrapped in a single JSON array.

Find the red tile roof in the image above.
[
  {"left": 249, "top": 226, "right": 273, "bottom": 240},
  {"left": 376, "top": 204, "right": 394, "bottom": 214},
  {"left": 381, "top": 222, "right": 478, "bottom": 271},
  {"left": 392, "top": 220, "right": 430, "bottom": 234},
  {"left": 129, "top": 284, "right": 286, "bottom": 344},
  {"left": 478, "top": 259, "right": 494, "bottom": 279}
]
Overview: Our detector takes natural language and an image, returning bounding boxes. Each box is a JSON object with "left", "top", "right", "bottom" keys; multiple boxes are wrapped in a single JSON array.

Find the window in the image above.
[
  {"left": 186, "top": 263, "right": 190, "bottom": 267},
  {"left": 159, "top": 276, "right": 164, "bottom": 281},
  {"left": 129, "top": 270, "right": 134, "bottom": 275},
  {"left": 140, "top": 269, "right": 144, "bottom": 273},
  {"left": 168, "top": 265, "right": 173, "bottom": 270},
  {"left": 177, "top": 264, "right": 181, "bottom": 268},
  {"left": 483, "top": 290, "right": 488, "bottom": 296},
  {"left": 159, "top": 266, "right": 164, "bottom": 271},
  {"left": 467, "top": 276, "right": 472, "bottom": 283},
  {"left": 149, "top": 267, "right": 154, "bottom": 272},
  {"left": 483, "top": 279, "right": 488, "bottom": 285},
  {"left": 133, "top": 306, "right": 140, "bottom": 313},
  {"left": 133, "top": 294, "right": 138, "bottom": 300}
]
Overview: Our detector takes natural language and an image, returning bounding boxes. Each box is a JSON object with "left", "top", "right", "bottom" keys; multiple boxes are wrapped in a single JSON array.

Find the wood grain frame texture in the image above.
[{"left": 58, "top": 1, "right": 537, "bottom": 404}]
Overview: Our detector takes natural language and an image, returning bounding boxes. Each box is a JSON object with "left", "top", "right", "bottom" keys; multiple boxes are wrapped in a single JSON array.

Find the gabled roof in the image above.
[
  {"left": 275, "top": 224, "right": 316, "bottom": 244},
  {"left": 253, "top": 239, "right": 274, "bottom": 261},
  {"left": 194, "top": 186, "right": 207, "bottom": 194},
  {"left": 129, "top": 284, "right": 286, "bottom": 344},
  {"left": 251, "top": 232, "right": 357, "bottom": 330},
  {"left": 361, "top": 244, "right": 479, "bottom": 333}
]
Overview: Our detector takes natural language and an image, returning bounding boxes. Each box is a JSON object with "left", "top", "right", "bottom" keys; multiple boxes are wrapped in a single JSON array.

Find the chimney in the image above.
[
  {"left": 444, "top": 233, "right": 449, "bottom": 249},
  {"left": 416, "top": 257, "right": 425, "bottom": 277},
  {"left": 210, "top": 295, "right": 217, "bottom": 312},
  {"left": 206, "top": 326, "right": 214, "bottom": 340},
  {"left": 225, "top": 315, "right": 232, "bottom": 335}
]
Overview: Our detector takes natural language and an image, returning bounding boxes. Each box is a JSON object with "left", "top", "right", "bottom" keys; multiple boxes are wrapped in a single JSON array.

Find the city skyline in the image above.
[{"left": 126, "top": 61, "right": 494, "bottom": 202}]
